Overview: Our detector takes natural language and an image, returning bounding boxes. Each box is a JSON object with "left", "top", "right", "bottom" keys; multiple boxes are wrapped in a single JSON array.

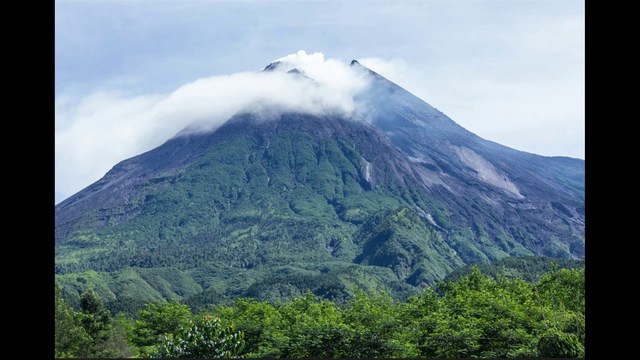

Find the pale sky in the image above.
[{"left": 55, "top": 0, "right": 585, "bottom": 204}]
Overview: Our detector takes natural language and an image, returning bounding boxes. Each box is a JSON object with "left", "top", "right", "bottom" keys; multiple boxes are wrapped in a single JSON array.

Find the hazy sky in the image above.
[{"left": 55, "top": 0, "right": 585, "bottom": 204}]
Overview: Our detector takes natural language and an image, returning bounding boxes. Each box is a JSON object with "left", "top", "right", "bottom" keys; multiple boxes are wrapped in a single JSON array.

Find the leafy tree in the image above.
[
  {"left": 55, "top": 285, "right": 91, "bottom": 358},
  {"left": 536, "top": 268, "right": 585, "bottom": 314},
  {"left": 279, "top": 291, "right": 350, "bottom": 358},
  {"left": 342, "top": 290, "right": 415, "bottom": 357},
  {"left": 417, "top": 269, "right": 541, "bottom": 357},
  {"left": 213, "top": 298, "right": 288, "bottom": 358},
  {"left": 537, "top": 330, "right": 584, "bottom": 357},
  {"left": 95, "top": 313, "right": 135, "bottom": 358},
  {"left": 534, "top": 268, "right": 585, "bottom": 354},
  {"left": 397, "top": 287, "right": 440, "bottom": 355},
  {"left": 78, "top": 288, "right": 113, "bottom": 357},
  {"left": 79, "top": 289, "right": 111, "bottom": 340},
  {"left": 155, "top": 315, "right": 244, "bottom": 358},
  {"left": 427, "top": 311, "right": 483, "bottom": 358},
  {"left": 132, "top": 299, "right": 193, "bottom": 356}
]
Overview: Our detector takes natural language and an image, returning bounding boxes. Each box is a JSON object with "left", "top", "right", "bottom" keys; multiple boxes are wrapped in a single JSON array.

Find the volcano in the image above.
[{"left": 55, "top": 58, "right": 584, "bottom": 310}]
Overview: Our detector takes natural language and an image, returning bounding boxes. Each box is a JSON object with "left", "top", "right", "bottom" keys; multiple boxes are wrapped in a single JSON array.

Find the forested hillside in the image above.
[{"left": 56, "top": 266, "right": 584, "bottom": 358}]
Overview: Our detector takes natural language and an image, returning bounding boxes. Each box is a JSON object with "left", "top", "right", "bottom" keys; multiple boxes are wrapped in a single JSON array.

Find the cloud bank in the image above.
[{"left": 55, "top": 51, "right": 372, "bottom": 203}]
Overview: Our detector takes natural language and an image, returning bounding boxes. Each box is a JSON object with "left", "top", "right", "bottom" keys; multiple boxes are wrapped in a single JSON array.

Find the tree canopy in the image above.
[{"left": 55, "top": 267, "right": 585, "bottom": 358}]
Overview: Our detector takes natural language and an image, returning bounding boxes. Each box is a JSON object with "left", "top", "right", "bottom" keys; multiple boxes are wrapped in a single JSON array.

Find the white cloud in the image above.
[{"left": 55, "top": 51, "right": 372, "bottom": 203}]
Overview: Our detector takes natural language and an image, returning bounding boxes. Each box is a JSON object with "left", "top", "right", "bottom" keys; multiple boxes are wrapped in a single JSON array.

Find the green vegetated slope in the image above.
[
  {"left": 56, "top": 114, "right": 582, "bottom": 315},
  {"left": 56, "top": 116, "right": 459, "bottom": 311}
]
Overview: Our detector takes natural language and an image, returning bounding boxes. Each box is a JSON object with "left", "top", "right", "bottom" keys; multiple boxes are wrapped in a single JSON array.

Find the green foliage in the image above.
[
  {"left": 397, "top": 268, "right": 584, "bottom": 358},
  {"left": 213, "top": 298, "right": 288, "bottom": 357},
  {"left": 536, "top": 268, "right": 585, "bottom": 314},
  {"left": 54, "top": 266, "right": 584, "bottom": 358},
  {"left": 427, "top": 269, "right": 539, "bottom": 357},
  {"left": 444, "top": 256, "right": 584, "bottom": 283},
  {"left": 54, "top": 287, "right": 136, "bottom": 357},
  {"left": 355, "top": 207, "right": 463, "bottom": 285},
  {"left": 341, "top": 290, "right": 415, "bottom": 357},
  {"left": 132, "top": 300, "right": 193, "bottom": 356},
  {"left": 77, "top": 288, "right": 121, "bottom": 357},
  {"left": 155, "top": 316, "right": 244, "bottom": 358},
  {"left": 537, "top": 330, "right": 584, "bottom": 358},
  {"left": 278, "top": 292, "right": 350, "bottom": 358},
  {"left": 97, "top": 313, "right": 136, "bottom": 358},
  {"left": 79, "top": 289, "right": 112, "bottom": 341},
  {"left": 55, "top": 285, "right": 91, "bottom": 358}
]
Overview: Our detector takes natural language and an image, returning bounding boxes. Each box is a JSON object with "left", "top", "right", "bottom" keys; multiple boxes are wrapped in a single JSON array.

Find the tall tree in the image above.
[
  {"left": 79, "top": 289, "right": 112, "bottom": 340},
  {"left": 54, "top": 285, "right": 91, "bottom": 358},
  {"left": 213, "top": 298, "right": 288, "bottom": 358},
  {"left": 342, "top": 290, "right": 415, "bottom": 357},
  {"left": 132, "top": 299, "right": 193, "bottom": 356},
  {"left": 279, "top": 291, "right": 350, "bottom": 358}
]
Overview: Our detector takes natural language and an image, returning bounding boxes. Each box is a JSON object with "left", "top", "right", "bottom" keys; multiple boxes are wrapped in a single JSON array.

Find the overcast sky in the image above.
[{"left": 55, "top": 0, "right": 584, "bottom": 204}]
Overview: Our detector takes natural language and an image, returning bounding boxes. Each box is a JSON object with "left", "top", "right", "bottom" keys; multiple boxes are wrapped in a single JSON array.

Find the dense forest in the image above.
[{"left": 55, "top": 266, "right": 584, "bottom": 358}]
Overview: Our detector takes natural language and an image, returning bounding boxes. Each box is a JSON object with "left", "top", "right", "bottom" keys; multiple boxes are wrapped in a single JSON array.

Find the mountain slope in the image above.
[
  {"left": 352, "top": 60, "right": 584, "bottom": 258},
  {"left": 55, "top": 60, "right": 584, "bottom": 312}
]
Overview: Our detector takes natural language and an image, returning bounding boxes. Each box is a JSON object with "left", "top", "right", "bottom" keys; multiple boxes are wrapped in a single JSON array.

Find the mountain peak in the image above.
[
  {"left": 262, "top": 61, "right": 282, "bottom": 72},
  {"left": 55, "top": 52, "right": 584, "bottom": 311},
  {"left": 262, "top": 61, "right": 300, "bottom": 73},
  {"left": 263, "top": 50, "right": 325, "bottom": 73}
]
